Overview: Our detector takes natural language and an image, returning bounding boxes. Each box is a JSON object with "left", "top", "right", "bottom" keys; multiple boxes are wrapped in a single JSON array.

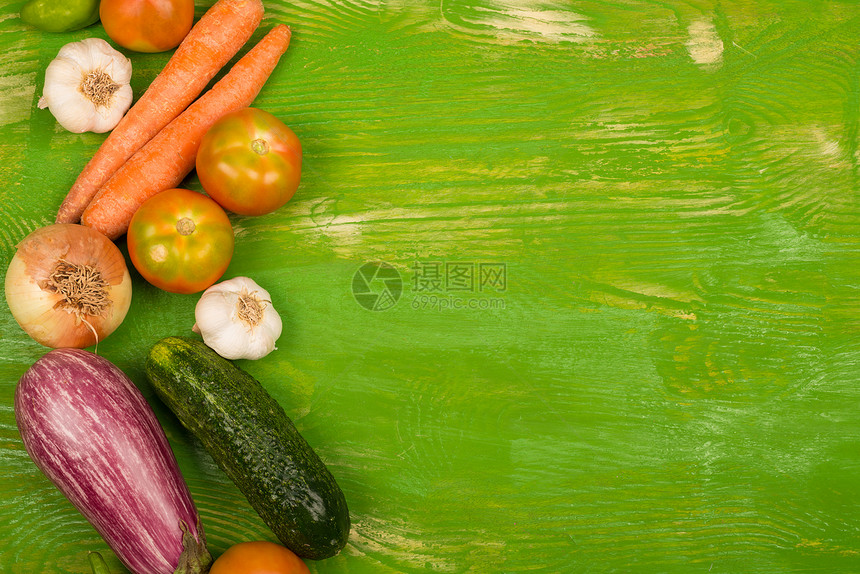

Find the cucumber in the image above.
[{"left": 145, "top": 336, "right": 350, "bottom": 560}]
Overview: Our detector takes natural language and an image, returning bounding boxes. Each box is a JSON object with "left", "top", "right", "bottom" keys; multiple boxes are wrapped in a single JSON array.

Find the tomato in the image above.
[
  {"left": 126, "top": 188, "right": 234, "bottom": 294},
  {"left": 196, "top": 107, "right": 302, "bottom": 216},
  {"left": 100, "top": 0, "right": 194, "bottom": 53},
  {"left": 210, "top": 541, "right": 310, "bottom": 574}
]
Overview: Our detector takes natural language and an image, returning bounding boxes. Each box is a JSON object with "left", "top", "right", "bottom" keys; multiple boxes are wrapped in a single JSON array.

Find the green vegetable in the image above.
[
  {"left": 20, "top": 0, "right": 99, "bottom": 33},
  {"left": 145, "top": 336, "right": 350, "bottom": 560},
  {"left": 88, "top": 552, "right": 110, "bottom": 574}
]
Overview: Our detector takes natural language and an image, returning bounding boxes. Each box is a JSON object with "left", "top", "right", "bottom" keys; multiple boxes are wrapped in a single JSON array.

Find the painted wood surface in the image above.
[{"left": 1, "top": 0, "right": 858, "bottom": 572}]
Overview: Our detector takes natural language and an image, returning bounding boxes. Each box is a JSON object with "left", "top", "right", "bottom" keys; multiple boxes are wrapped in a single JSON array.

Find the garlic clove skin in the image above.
[
  {"left": 40, "top": 38, "right": 133, "bottom": 134},
  {"left": 193, "top": 277, "right": 283, "bottom": 361}
]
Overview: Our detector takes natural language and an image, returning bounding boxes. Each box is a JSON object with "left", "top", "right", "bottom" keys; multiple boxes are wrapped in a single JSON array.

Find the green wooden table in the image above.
[{"left": 1, "top": 0, "right": 858, "bottom": 572}]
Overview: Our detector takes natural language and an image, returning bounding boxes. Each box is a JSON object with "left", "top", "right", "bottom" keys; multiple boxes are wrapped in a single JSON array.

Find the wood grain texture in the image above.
[{"left": 1, "top": 0, "right": 858, "bottom": 572}]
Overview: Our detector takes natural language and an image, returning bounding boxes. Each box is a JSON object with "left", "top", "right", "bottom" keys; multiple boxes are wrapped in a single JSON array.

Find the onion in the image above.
[{"left": 5, "top": 224, "right": 132, "bottom": 348}]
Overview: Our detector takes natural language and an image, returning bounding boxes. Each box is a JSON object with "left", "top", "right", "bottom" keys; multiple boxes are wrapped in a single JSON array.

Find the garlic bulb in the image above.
[
  {"left": 38, "top": 38, "right": 133, "bottom": 134},
  {"left": 192, "top": 277, "right": 283, "bottom": 360}
]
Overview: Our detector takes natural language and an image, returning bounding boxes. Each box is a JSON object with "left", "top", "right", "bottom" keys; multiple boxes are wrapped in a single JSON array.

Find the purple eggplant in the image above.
[{"left": 15, "top": 348, "right": 211, "bottom": 574}]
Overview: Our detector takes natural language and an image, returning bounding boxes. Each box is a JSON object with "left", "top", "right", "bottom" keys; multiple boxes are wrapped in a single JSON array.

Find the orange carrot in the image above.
[
  {"left": 81, "top": 25, "right": 293, "bottom": 240},
  {"left": 56, "top": 0, "right": 264, "bottom": 224}
]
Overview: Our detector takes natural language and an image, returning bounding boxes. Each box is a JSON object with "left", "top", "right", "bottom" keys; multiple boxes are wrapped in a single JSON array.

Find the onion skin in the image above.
[
  {"left": 15, "top": 349, "right": 211, "bottom": 574},
  {"left": 5, "top": 224, "right": 132, "bottom": 348}
]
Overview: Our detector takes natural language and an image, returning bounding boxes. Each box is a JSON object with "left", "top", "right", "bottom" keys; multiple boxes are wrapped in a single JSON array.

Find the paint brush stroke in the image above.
[
  {"left": 440, "top": 0, "right": 598, "bottom": 44},
  {"left": 686, "top": 18, "right": 724, "bottom": 69}
]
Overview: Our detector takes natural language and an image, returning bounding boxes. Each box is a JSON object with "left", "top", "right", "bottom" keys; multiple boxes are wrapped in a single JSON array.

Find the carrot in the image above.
[
  {"left": 56, "top": 0, "right": 264, "bottom": 225},
  {"left": 81, "top": 25, "right": 293, "bottom": 240}
]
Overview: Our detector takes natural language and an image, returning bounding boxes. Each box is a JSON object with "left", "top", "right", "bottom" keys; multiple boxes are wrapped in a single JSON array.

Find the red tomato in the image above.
[
  {"left": 126, "top": 188, "right": 234, "bottom": 294},
  {"left": 210, "top": 541, "right": 310, "bottom": 574},
  {"left": 196, "top": 107, "right": 302, "bottom": 216},
  {"left": 100, "top": 0, "right": 194, "bottom": 53}
]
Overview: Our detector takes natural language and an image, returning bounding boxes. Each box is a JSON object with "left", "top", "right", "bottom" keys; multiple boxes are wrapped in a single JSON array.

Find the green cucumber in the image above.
[{"left": 145, "top": 336, "right": 350, "bottom": 560}]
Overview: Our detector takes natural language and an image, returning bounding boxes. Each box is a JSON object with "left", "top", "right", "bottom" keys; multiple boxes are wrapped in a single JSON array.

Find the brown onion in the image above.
[{"left": 5, "top": 224, "right": 132, "bottom": 348}]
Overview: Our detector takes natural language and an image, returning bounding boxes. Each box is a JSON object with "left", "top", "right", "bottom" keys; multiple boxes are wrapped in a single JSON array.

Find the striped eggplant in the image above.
[{"left": 14, "top": 348, "right": 211, "bottom": 574}]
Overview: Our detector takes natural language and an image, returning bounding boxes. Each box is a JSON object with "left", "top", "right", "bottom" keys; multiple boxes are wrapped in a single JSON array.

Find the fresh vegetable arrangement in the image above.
[
  {"left": 56, "top": 0, "right": 265, "bottom": 225},
  {"left": 81, "top": 23, "right": 293, "bottom": 240},
  {"left": 8, "top": 0, "right": 347, "bottom": 571}
]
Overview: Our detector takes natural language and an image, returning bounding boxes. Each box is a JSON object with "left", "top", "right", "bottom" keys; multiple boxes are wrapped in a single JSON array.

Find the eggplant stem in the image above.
[{"left": 173, "top": 519, "right": 213, "bottom": 574}]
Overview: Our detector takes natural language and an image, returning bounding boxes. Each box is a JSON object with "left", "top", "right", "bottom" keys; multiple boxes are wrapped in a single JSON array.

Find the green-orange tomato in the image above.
[
  {"left": 210, "top": 541, "right": 309, "bottom": 574},
  {"left": 100, "top": 0, "right": 194, "bottom": 53},
  {"left": 196, "top": 107, "right": 302, "bottom": 216},
  {"left": 127, "top": 188, "right": 234, "bottom": 294}
]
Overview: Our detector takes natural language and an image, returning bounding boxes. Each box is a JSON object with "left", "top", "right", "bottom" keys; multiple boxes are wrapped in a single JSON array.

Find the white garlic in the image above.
[
  {"left": 38, "top": 38, "right": 133, "bottom": 134},
  {"left": 192, "top": 277, "right": 283, "bottom": 361}
]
